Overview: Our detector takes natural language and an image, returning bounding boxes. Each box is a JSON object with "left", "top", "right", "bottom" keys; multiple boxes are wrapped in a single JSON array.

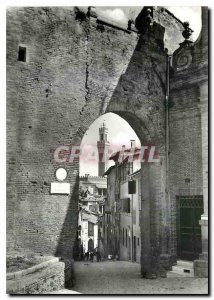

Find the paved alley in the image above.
[{"left": 72, "top": 261, "right": 208, "bottom": 295}]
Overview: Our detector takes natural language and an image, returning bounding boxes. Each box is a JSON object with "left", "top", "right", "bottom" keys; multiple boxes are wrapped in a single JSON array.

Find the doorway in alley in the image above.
[{"left": 177, "top": 196, "right": 203, "bottom": 261}]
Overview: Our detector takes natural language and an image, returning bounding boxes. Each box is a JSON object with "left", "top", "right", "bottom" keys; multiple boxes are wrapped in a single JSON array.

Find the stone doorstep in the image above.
[
  {"left": 166, "top": 260, "right": 194, "bottom": 278},
  {"left": 172, "top": 265, "right": 193, "bottom": 274},
  {"left": 167, "top": 270, "right": 194, "bottom": 278},
  {"left": 176, "top": 260, "right": 194, "bottom": 268}
]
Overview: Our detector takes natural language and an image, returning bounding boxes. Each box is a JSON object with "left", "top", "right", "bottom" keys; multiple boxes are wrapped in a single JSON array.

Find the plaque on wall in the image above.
[
  {"left": 55, "top": 167, "right": 68, "bottom": 182},
  {"left": 50, "top": 182, "right": 70, "bottom": 194}
]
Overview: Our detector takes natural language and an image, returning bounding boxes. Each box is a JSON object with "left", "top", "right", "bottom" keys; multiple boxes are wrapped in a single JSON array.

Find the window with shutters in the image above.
[
  {"left": 133, "top": 209, "right": 136, "bottom": 224},
  {"left": 88, "top": 222, "right": 94, "bottom": 236},
  {"left": 120, "top": 198, "right": 130, "bottom": 213}
]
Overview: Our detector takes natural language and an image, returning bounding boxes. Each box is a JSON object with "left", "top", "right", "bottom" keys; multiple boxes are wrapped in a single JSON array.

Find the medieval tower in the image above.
[{"left": 97, "top": 122, "right": 110, "bottom": 176}]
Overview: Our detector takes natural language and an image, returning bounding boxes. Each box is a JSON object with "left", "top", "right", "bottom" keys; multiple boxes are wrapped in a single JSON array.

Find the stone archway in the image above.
[
  {"left": 54, "top": 17, "right": 170, "bottom": 274},
  {"left": 99, "top": 112, "right": 170, "bottom": 278},
  {"left": 6, "top": 6, "right": 183, "bottom": 282}
]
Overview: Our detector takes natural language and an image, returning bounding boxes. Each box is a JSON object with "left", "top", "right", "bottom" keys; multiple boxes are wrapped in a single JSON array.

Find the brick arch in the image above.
[
  {"left": 77, "top": 111, "right": 144, "bottom": 143},
  {"left": 56, "top": 24, "right": 169, "bottom": 275},
  {"left": 71, "top": 21, "right": 167, "bottom": 148},
  {"left": 76, "top": 108, "right": 169, "bottom": 279},
  {"left": 104, "top": 45, "right": 167, "bottom": 147},
  {"left": 105, "top": 110, "right": 164, "bottom": 146},
  {"left": 7, "top": 7, "right": 173, "bottom": 282}
]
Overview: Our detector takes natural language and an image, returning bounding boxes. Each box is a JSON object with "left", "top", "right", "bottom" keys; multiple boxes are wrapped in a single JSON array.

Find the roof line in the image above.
[
  {"left": 164, "top": 8, "right": 184, "bottom": 26},
  {"left": 130, "top": 168, "right": 141, "bottom": 176}
]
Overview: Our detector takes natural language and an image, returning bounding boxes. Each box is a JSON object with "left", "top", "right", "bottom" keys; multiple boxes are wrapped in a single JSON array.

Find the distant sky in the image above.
[
  {"left": 97, "top": 6, "right": 201, "bottom": 41},
  {"left": 166, "top": 7, "right": 201, "bottom": 41},
  {"left": 80, "top": 113, "right": 141, "bottom": 176}
]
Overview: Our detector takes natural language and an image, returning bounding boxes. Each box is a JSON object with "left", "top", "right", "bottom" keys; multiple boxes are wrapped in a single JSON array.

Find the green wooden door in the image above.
[{"left": 178, "top": 196, "right": 203, "bottom": 261}]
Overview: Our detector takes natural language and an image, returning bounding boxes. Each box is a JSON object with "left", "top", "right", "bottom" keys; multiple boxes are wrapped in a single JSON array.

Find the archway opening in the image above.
[
  {"left": 80, "top": 112, "right": 141, "bottom": 177},
  {"left": 77, "top": 112, "right": 143, "bottom": 265}
]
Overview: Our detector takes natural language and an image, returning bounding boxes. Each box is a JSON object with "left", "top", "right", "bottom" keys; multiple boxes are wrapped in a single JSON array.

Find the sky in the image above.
[
  {"left": 96, "top": 6, "right": 201, "bottom": 41},
  {"left": 80, "top": 113, "right": 141, "bottom": 176},
  {"left": 165, "top": 7, "right": 201, "bottom": 41},
  {"left": 79, "top": 6, "right": 202, "bottom": 176}
]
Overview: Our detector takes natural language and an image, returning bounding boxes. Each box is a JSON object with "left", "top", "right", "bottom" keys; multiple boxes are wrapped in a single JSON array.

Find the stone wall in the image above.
[{"left": 7, "top": 257, "right": 65, "bottom": 294}]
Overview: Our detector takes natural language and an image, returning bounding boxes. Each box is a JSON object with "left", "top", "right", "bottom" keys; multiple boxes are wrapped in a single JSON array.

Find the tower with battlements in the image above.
[{"left": 97, "top": 123, "right": 110, "bottom": 177}]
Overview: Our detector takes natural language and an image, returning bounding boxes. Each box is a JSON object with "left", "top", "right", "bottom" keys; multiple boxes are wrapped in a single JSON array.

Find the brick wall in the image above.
[
  {"left": 6, "top": 7, "right": 139, "bottom": 258},
  {"left": 169, "top": 7, "right": 208, "bottom": 260},
  {"left": 168, "top": 94, "right": 203, "bottom": 258}
]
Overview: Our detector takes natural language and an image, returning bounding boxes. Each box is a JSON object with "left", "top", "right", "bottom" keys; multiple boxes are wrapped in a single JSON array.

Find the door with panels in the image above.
[{"left": 177, "top": 196, "right": 203, "bottom": 261}]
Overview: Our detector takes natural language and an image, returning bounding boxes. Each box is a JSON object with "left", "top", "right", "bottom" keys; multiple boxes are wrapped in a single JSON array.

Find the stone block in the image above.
[{"left": 194, "top": 259, "right": 208, "bottom": 278}]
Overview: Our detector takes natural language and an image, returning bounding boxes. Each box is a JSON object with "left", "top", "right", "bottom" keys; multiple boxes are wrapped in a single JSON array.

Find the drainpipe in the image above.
[
  {"left": 165, "top": 54, "right": 172, "bottom": 251},
  {"left": 166, "top": 55, "right": 171, "bottom": 190}
]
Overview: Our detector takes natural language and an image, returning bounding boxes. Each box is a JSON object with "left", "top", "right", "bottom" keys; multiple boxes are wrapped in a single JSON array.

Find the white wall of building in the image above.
[
  {"left": 81, "top": 220, "right": 99, "bottom": 252},
  {"left": 119, "top": 173, "right": 141, "bottom": 263},
  {"left": 94, "top": 224, "right": 99, "bottom": 249},
  {"left": 81, "top": 220, "right": 88, "bottom": 252}
]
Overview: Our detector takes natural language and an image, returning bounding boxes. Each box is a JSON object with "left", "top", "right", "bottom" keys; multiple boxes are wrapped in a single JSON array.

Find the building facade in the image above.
[
  {"left": 76, "top": 121, "right": 109, "bottom": 257},
  {"left": 119, "top": 169, "right": 141, "bottom": 263},
  {"left": 77, "top": 176, "right": 107, "bottom": 256},
  {"left": 104, "top": 145, "right": 142, "bottom": 262}
]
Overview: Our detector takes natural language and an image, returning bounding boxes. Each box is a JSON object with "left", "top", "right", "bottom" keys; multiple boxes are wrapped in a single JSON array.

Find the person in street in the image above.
[
  {"left": 85, "top": 251, "right": 89, "bottom": 261},
  {"left": 79, "top": 244, "right": 84, "bottom": 261},
  {"left": 96, "top": 249, "right": 101, "bottom": 262},
  {"left": 89, "top": 252, "right": 94, "bottom": 262}
]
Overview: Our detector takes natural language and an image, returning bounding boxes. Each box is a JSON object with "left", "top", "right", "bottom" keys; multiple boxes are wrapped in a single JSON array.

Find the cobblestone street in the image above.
[{"left": 72, "top": 261, "right": 208, "bottom": 295}]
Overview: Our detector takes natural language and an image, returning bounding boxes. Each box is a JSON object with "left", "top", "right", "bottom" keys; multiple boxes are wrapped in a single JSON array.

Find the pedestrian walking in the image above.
[
  {"left": 85, "top": 251, "right": 89, "bottom": 261},
  {"left": 95, "top": 248, "right": 101, "bottom": 262},
  {"left": 89, "top": 252, "right": 94, "bottom": 262}
]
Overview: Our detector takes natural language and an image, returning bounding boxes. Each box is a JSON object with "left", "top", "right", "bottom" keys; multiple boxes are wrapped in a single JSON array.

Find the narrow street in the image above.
[{"left": 72, "top": 261, "right": 208, "bottom": 294}]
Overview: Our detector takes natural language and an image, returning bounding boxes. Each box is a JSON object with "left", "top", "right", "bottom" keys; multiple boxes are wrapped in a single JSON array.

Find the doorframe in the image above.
[
  {"left": 176, "top": 195, "right": 203, "bottom": 261},
  {"left": 176, "top": 196, "right": 181, "bottom": 259},
  {"left": 133, "top": 235, "right": 136, "bottom": 262}
]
